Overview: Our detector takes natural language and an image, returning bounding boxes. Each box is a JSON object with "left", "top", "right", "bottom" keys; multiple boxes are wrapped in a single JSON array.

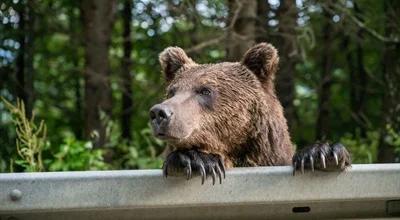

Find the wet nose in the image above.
[{"left": 149, "top": 104, "right": 173, "bottom": 125}]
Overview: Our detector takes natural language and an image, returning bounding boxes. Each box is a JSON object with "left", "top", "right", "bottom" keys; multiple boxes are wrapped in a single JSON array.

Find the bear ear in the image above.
[
  {"left": 159, "top": 46, "right": 195, "bottom": 82},
  {"left": 241, "top": 43, "right": 279, "bottom": 83}
]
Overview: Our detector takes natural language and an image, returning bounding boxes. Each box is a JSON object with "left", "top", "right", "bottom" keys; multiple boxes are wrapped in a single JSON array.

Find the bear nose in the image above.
[{"left": 149, "top": 104, "right": 173, "bottom": 124}]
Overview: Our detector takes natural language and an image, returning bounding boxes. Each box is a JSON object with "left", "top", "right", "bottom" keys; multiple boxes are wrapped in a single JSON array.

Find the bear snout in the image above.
[{"left": 149, "top": 104, "right": 173, "bottom": 137}]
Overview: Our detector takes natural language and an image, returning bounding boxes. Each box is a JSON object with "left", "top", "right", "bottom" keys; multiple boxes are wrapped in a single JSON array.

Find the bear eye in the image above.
[
  {"left": 167, "top": 88, "right": 176, "bottom": 98},
  {"left": 197, "top": 87, "right": 212, "bottom": 96}
]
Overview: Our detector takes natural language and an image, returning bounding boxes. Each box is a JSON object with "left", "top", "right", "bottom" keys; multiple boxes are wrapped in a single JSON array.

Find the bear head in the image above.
[{"left": 150, "top": 43, "right": 280, "bottom": 154}]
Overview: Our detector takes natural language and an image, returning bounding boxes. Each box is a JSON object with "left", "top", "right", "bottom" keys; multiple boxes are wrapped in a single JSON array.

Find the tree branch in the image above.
[
  {"left": 186, "top": 35, "right": 226, "bottom": 53},
  {"left": 326, "top": 3, "right": 400, "bottom": 44},
  {"left": 185, "top": 0, "right": 244, "bottom": 53}
]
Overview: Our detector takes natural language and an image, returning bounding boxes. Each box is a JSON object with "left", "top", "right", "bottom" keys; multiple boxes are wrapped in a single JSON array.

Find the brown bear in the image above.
[{"left": 150, "top": 42, "right": 351, "bottom": 185}]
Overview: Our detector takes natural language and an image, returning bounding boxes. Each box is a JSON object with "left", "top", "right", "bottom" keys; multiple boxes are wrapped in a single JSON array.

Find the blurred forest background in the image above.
[{"left": 0, "top": 0, "right": 399, "bottom": 172}]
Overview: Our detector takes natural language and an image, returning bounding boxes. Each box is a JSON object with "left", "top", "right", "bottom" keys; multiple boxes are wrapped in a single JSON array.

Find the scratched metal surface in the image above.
[{"left": 0, "top": 164, "right": 399, "bottom": 219}]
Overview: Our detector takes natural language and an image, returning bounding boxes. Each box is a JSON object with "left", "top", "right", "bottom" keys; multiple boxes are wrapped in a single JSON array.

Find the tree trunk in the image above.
[
  {"left": 276, "top": 0, "right": 298, "bottom": 130},
  {"left": 81, "top": 0, "right": 117, "bottom": 147},
  {"left": 316, "top": 8, "right": 334, "bottom": 140},
  {"left": 378, "top": 0, "right": 400, "bottom": 163},
  {"left": 25, "top": 0, "right": 34, "bottom": 119},
  {"left": 255, "top": 0, "right": 270, "bottom": 43},
  {"left": 74, "top": 73, "right": 83, "bottom": 139},
  {"left": 68, "top": 5, "right": 84, "bottom": 140},
  {"left": 226, "top": 0, "right": 258, "bottom": 61},
  {"left": 352, "top": 3, "right": 368, "bottom": 136},
  {"left": 15, "top": 0, "right": 35, "bottom": 118},
  {"left": 16, "top": 1, "right": 25, "bottom": 107},
  {"left": 121, "top": 0, "right": 134, "bottom": 140}
]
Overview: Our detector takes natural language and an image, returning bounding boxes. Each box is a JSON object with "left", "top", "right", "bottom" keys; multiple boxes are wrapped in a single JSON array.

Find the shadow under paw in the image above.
[
  {"left": 163, "top": 149, "right": 225, "bottom": 185},
  {"left": 292, "top": 142, "right": 351, "bottom": 175}
]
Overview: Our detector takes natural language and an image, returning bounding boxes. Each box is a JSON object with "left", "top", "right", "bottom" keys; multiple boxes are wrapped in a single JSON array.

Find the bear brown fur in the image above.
[{"left": 150, "top": 42, "right": 350, "bottom": 184}]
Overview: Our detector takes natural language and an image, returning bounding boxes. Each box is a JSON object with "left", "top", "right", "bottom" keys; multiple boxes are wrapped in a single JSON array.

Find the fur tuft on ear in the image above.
[
  {"left": 159, "top": 47, "right": 195, "bottom": 82},
  {"left": 241, "top": 43, "right": 279, "bottom": 83}
]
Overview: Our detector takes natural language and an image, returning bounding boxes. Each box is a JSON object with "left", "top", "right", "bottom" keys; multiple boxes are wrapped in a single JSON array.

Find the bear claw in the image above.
[
  {"left": 292, "top": 142, "right": 351, "bottom": 175},
  {"left": 163, "top": 149, "right": 225, "bottom": 185}
]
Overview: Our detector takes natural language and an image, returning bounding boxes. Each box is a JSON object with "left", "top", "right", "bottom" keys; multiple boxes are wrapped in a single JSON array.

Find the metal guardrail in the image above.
[{"left": 0, "top": 164, "right": 399, "bottom": 220}]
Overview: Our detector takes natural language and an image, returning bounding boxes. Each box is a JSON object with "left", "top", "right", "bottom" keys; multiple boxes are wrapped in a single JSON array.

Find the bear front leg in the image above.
[
  {"left": 292, "top": 142, "right": 351, "bottom": 175},
  {"left": 163, "top": 149, "right": 225, "bottom": 185}
]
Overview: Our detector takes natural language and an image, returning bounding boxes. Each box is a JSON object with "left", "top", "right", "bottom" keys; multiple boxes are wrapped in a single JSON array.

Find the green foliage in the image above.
[
  {"left": 114, "top": 127, "right": 164, "bottom": 169},
  {"left": 100, "top": 111, "right": 164, "bottom": 169},
  {"left": 1, "top": 98, "right": 162, "bottom": 172},
  {"left": 340, "top": 125, "right": 400, "bottom": 164},
  {"left": 384, "top": 125, "right": 400, "bottom": 146},
  {"left": 340, "top": 130, "right": 379, "bottom": 164},
  {"left": 383, "top": 125, "right": 400, "bottom": 155},
  {"left": 1, "top": 97, "right": 47, "bottom": 172},
  {"left": 47, "top": 136, "right": 109, "bottom": 171}
]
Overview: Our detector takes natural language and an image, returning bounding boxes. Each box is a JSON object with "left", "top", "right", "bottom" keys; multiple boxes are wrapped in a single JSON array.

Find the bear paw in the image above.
[
  {"left": 163, "top": 149, "right": 225, "bottom": 185},
  {"left": 292, "top": 142, "right": 351, "bottom": 175}
]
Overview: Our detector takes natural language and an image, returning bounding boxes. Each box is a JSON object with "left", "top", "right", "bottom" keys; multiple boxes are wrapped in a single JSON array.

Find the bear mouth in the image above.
[
  {"left": 156, "top": 132, "right": 167, "bottom": 138},
  {"left": 154, "top": 130, "right": 191, "bottom": 142},
  {"left": 155, "top": 132, "right": 176, "bottom": 141}
]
